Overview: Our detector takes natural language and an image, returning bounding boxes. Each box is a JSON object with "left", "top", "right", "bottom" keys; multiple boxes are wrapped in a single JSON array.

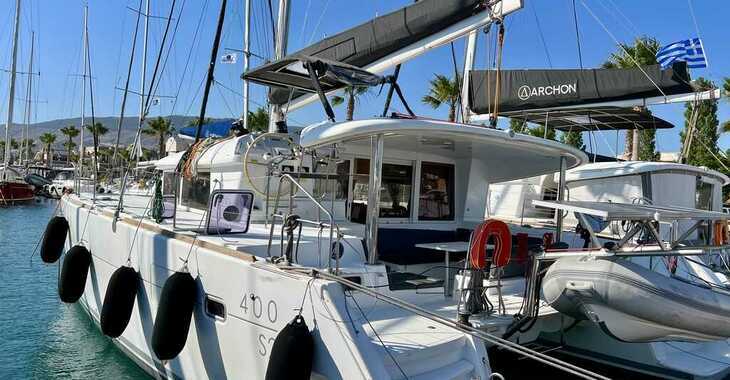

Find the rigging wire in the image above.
[
  {"left": 150, "top": 0, "right": 189, "bottom": 118},
  {"left": 579, "top": 0, "right": 667, "bottom": 98},
  {"left": 307, "top": 0, "right": 331, "bottom": 45},
  {"left": 571, "top": 0, "right": 583, "bottom": 69},
  {"left": 112, "top": 0, "right": 143, "bottom": 165},
  {"left": 168, "top": 0, "right": 209, "bottom": 117},
  {"left": 142, "top": 0, "right": 178, "bottom": 118},
  {"left": 449, "top": 41, "right": 464, "bottom": 123},
  {"left": 531, "top": 1, "right": 552, "bottom": 68},
  {"left": 266, "top": 0, "right": 276, "bottom": 49}
]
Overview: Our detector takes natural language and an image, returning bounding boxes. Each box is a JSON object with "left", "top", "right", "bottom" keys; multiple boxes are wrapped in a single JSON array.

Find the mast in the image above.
[
  {"left": 135, "top": 0, "right": 150, "bottom": 166},
  {"left": 79, "top": 6, "right": 88, "bottom": 172},
  {"left": 194, "top": 0, "right": 227, "bottom": 141},
  {"left": 268, "top": 0, "right": 290, "bottom": 132},
  {"left": 3, "top": 0, "right": 21, "bottom": 179},
  {"left": 461, "top": 30, "right": 477, "bottom": 123},
  {"left": 242, "top": 0, "right": 251, "bottom": 128},
  {"left": 21, "top": 32, "right": 34, "bottom": 165}
]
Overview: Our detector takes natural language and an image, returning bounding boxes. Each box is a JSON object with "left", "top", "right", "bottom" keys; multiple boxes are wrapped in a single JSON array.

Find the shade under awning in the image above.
[{"left": 505, "top": 107, "right": 674, "bottom": 131}]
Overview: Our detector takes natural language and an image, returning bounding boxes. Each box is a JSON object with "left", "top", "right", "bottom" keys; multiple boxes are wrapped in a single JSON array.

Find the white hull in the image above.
[{"left": 61, "top": 195, "right": 491, "bottom": 379}]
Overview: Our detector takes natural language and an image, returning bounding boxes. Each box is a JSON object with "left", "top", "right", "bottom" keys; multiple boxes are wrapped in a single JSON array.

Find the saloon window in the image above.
[
  {"left": 696, "top": 179, "right": 713, "bottom": 210},
  {"left": 162, "top": 172, "right": 176, "bottom": 196},
  {"left": 418, "top": 162, "right": 454, "bottom": 220},
  {"left": 352, "top": 158, "right": 412, "bottom": 219},
  {"left": 313, "top": 160, "right": 350, "bottom": 200},
  {"left": 181, "top": 172, "right": 210, "bottom": 210}
]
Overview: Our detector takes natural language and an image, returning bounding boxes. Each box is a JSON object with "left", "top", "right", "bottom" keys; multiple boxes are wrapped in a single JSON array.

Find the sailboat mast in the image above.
[
  {"left": 3, "top": 0, "right": 21, "bottom": 178},
  {"left": 21, "top": 32, "right": 34, "bottom": 165},
  {"left": 79, "top": 6, "right": 88, "bottom": 171},
  {"left": 268, "top": 0, "right": 290, "bottom": 133},
  {"left": 242, "top": 0, "right": 251, "bottom": 128},
  {"left": 194, "top": 0, "right": 227, "bottom": 141},
  {"left": 136, "top": 0, "right": 150, "bottom": 165}
]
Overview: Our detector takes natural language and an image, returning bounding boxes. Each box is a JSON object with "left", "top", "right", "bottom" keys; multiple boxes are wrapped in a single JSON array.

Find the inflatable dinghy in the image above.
[{"left": 542, "top": 255, "right": 730, "bottom": 342}]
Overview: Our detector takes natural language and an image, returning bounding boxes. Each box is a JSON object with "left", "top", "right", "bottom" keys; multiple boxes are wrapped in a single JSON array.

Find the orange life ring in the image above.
[
  {"left": 469, "top": 219, "right": 512, "bottom": 269},
  {"left": 713, "top": 220, "right": 729, "bottom": 246}
]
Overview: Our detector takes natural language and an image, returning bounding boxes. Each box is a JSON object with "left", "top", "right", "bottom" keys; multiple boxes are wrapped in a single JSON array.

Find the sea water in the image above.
[{"left": 0, "top": 199, "right": 147, "bottom": 379}]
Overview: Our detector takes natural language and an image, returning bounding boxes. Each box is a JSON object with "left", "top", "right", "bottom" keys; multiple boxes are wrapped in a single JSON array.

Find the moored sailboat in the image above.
[{"left": 1, "top": 0, "right": 34, "bottom": 205}]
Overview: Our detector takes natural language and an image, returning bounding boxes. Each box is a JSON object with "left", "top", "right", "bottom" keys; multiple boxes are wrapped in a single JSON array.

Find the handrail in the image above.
[{"left": 267, "top": 173, "right": 342, "bottom": 273}]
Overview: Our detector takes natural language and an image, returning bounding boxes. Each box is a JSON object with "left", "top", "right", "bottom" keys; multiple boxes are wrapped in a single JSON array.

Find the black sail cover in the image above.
[
  {"left": 268, "top": 0, "right": 487, "bottom": 105},
  {"left": 468, "top": 62, "right": 693, "bottom": 114}
]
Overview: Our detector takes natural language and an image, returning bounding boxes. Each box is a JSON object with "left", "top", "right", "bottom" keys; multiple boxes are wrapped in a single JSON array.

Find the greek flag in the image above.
[{"left": 656, "top": 37, "right": 707, "bottom": 69}]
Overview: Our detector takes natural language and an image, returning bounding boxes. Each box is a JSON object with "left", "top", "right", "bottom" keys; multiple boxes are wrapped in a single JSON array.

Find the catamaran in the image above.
[{"left": 42, "top": 0, "right": 615, "bottom": 379}]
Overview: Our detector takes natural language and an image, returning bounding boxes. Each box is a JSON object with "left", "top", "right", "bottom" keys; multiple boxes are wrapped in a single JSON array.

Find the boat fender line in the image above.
[
  {"left": 100, "top": 266, "right": 139, "bottom": 338},
  {"left": 41, "top": 216, "right": 69, "bottom": 263},
  {"left": 470, "top": 219, "right": 511, "bottom": 269},
  {"left": 58, "top": 245, "right": 92, "bottom": 303},
  {"left": 151, "top": 271, "right": 197, "bottom": 360},
  {"left": 265, "top": 315, "right": 313, "bottom": 380}
]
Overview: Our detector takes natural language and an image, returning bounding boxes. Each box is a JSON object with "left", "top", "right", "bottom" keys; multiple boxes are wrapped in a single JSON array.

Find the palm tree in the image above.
[
  {"left": 246, "top": 107, "right": 269, "bottom": 132},
  {"left": 331, "top": 86, "right": 369, "bottom": 121},
  {"left": 142, "top": 116, "right": 174, "bottom": 158},
  {"left": 85, "top": 122, "right": 109, "bottom": 156},
  {"left": 722, "top": 78, "right": 730, "bottom": 134},
  {"left": 60, "top": 125, "right": 80, "bottom": 164},
  {"left": 187, "top": 117, "right": 212, "bottom": 127},
  {"left": 39, "top": 132, "right": 56, "bottom": 167},
  {"left": 603, "top": 37, "right": 660, "bottom": 160},
  {"left": 421, "top": 74, "right": 461, "bottom": 122}
]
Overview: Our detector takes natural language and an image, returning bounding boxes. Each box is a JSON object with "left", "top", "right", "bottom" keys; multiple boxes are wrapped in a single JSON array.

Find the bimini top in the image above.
[
  {"left": 504, "top": 107, "right": 674, "bottom": 131},
  {"left": 561, "top": 161, "right": 730, "bottom": 185},
  {"left": 300, "top": 117, "right": 587, "bottom": 183}
]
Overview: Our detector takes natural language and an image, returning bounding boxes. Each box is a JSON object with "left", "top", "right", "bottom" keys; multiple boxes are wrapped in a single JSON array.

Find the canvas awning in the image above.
[
  {"left": 469, "top": 63, "right": 693, "bottom": 115},
  {"left": 505, "top": 106, "right": 674, "bottom": 131}
]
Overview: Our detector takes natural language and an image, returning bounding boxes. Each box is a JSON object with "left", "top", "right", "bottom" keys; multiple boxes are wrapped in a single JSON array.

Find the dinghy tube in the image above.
[
  {"left": 41, "top": 216, "right": 69, "bottom": 263},
  {"left": 265, "top": 315, "right": 313, "bottom": 380},
  {"left": 101, "top": 266, "right": 139, "bottom": 338},
  {"left": 58, "top": 245, "right": 92, "bottom": 303},
  {"left": 543, "top": 255, "right": 730, "bottom": 342},
  {"left": 151, "top": 271, "right": 197, "bottom": 360}
]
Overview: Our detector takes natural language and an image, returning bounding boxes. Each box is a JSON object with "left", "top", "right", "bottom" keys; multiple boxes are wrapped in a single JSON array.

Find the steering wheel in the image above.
[{"left": 242, "top": 132, "right": 299, "bottom": 198}]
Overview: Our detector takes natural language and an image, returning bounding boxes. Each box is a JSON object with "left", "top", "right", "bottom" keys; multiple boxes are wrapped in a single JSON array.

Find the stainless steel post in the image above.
[
  {"left": 555, "top": 156, "right": 567, "bottom": 242},
  {"left": 366, "top": 134, "right": 384, "bottom": 264}
]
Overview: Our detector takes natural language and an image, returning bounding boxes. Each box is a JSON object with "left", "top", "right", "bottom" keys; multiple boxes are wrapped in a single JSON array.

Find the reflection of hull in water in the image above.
[{"left": 542, "top": 255, "right": 730, "bottom": 342}]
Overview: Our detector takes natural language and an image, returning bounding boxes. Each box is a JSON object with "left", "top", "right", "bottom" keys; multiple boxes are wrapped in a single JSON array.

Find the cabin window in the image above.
[
  {"left": 313, "top": 160, "right": 350, "bottom": 200},
  {"left": 162, "top": 172, "right": 176, "bottom": 196},
  {"left": 181, "top": 173, "right": 210, "bottom": 210},
  {"left": 696, "top": 180, "right": 713, "bottom": 210},
  {"left": 418, "top": 162, "right": 454, "bottom": 220},
  {"left": 352, "top": 158, "right": 412, "bottom": 219}
]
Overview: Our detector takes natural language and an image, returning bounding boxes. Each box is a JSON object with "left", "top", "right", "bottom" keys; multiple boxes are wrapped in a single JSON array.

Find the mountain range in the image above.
[{"left": 3, "top": 115, "right": 229, "bottom": 148}]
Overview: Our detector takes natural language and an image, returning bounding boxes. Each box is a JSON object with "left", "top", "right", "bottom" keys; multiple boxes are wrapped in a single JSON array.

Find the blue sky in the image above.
[{"left": 0, "top": 0, "right": 728, "bottom": 156}]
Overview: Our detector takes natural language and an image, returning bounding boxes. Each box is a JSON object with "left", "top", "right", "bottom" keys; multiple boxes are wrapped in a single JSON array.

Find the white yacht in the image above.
[{"left": 52, "top": 113, "right": 600, "bottom": 379}]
